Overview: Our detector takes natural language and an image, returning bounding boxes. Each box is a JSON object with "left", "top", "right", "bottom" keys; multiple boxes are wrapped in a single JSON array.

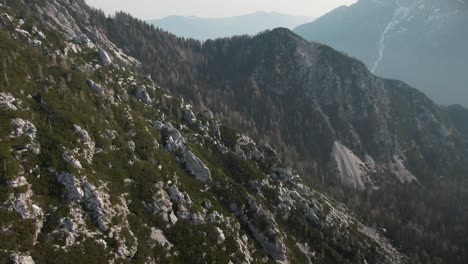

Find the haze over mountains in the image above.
[
  {"left": 148, "top": 11, "right": 313, "bottom": 40},
  {"left": 294, "top": 0, "right": 468, "bottom": 107}
]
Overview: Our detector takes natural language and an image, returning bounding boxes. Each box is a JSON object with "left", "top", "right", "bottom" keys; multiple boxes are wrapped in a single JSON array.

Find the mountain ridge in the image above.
[
  {"left": 294, "top": 0, "right": 468, "bottom": 106},
  {"left": 148, "top": 12, "right": 313, "bottom": 40},
  {"left": 77, "top": 8, "right": 468, "bottom": 262}
]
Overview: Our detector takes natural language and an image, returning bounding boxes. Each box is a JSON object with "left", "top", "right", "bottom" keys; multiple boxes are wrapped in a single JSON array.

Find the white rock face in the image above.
[
  {"left": 233, "top": 196, "right": 288, "bottom": 262},
  {"left": 56, "top": 172, "right": 84, "bottom": 201},
  {"left": 156, "top": 122, "right": 212, "bottom": 181},
  {"left": 9, "top": 119, "right": 40, "bottom": 154},
  {"left": 5, "top": 186, "right": 43, "bottom": 220},
  {"left": 160, "top": 122, "right": 185, "bottom": 153},
  {"left": 81, "top": 180, "right": 114, "bottom": 231},
  {"left": 235, "top": 234, "right": 254, "bottom": 264},
  {"left": 182, "top": 105, "right": 197, "bottom": 124},
  {"left": 183, "top": 149, "right": 212, "bottom": 182},
  {"left": 3, "top": 176, "right": 44, "bottom": 242},
  {"left": 6, "top": 176, "right": 28, "bottom": 188},
  {"left": 56, "top": 176, "right": 138, "bottom": 258},
  {"left": 62, "top": 150, "right": 83, "bottom": 169},
  {"left": 0, "top": 92, "right": 20, "bottom": 110},
  {"left": 331, "top": 141, "right": 368, "bottom": 190},
  {"left": 296, "top": 242, "right": 313, "bottom": 264},
  {"left": 128, "top": 140, "right": 136, "bottom": 151},
  {"left": 9, "top": 253, "right": 35, "bottom": 264},
  {"left": 99, "top": 48, "right": 112, "bottom": 64},
  {"left": 144, "top": 182, "right": 176, "bottom": 225},
  {"left": 10, "top": 119, "right": 37, "bottom": 140},
  {"left": 150, "top": 228, "right": 173, "bottom": 249},
  {"left": 136, "top": 86, "right": 152, "bottom": 104},
  {"left": 87, "top": 79, "right": 104, "bottom": 95},
  {"left": 215, "top": 227, "right": 225, "bottom": 244},
  {"left": 73, "top": 124, "right": 95, "bottom": 164},
  {"left": 167, "top": 185, "right": 185, "bottom": 202},
  {"left": 389, "top": 156, "right": 418, "bottom": 184}
]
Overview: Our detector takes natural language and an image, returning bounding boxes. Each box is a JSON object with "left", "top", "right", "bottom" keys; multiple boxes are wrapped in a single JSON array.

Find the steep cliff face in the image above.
[
  {"left": 294, "top": 0, "right": 468, "bottom": 106},
  {"left": 0, "top": 0, "right": 403, "bottom": 263}
]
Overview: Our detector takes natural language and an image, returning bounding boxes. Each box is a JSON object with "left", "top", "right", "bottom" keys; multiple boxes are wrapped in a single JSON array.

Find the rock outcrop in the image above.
[
  {"left": 157, "top": 122, "right": 212, "bottom": 181},
  {"left": 0, "top": 92, "right": 20, "bottom": 111}
]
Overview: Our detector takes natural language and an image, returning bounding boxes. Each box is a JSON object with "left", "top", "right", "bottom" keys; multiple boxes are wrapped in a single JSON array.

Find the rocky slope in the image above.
[
  {"left": 294, "top": 0, "right": 468, "bottom": 106},
  {"left": 76, "top": 9, "right": 468, "bottom": 193},
  {"left": 64, "top": 3, "right": 468, "bottom": 262},
  {"left": 0, "top": 0, "right": 403, "bottom": 263}
]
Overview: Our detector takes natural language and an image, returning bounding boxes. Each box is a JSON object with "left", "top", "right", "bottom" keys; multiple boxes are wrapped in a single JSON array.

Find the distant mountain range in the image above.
[
  {"left": 148, "top": 11, "right": 313, "bottom": 40},
  {"left": 294, "top": 0, "right": 468, "bottom": 107}
]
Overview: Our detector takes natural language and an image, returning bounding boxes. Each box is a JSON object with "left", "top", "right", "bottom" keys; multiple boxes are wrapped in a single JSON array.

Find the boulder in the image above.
[
  {"left": 182, "top": 106, "right": 197, "bottom": 124},
  {"left": 183, "top": 149, "right": 212, "bottom": 182},
  {"left": 98, "top": 48, "right": 112, "bottom": 65},
  {"left": 167, "top": 185, "right": 184, "bottom": 202},
  {"left": 9, "top": 253, "right": 35, "bottom": 264},
  {"left": 56, "top": 172, "right": 84, "bottom": 201},
  {"left": 10, "top": 118, "right": 37, "bottom": 140},
  {"left": 0, "top": 92, "right": 20, "bottom": 111},
  {"left": 73, "top": 125, "right": 95, "bottom": 163},
  {"left": 216, "top": 227, "right": 225, "bottom": 244},
  {"left": 6, "top": 176, "right": 28, "bottom": 188},
  {"left": 62, "top": 150, "right": 83, "bottom": 169},
  {"left": 81, "top": 180, "right": 114, "bottom": 231},
  {"left": 136, "top": 86, "right": 152, "bottom": 104},
  {"left": 87, "top": 79, "right": 104, "bottom": 95}
]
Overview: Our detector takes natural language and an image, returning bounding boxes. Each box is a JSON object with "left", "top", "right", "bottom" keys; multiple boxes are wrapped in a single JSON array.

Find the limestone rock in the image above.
[
  {"left": 157, "top": 122, "right": 212, "bottom": 181},
  {"left": 73, "top": 124, "right": 95, "bottom": 164},
  {"left": 215, "top": 227, "right": 225, "bottom": 244},
  {"left": 62, "top": 150, "right": 83, "bottom": 169},
  {"left": 182, "top": 105, "right": 197, "bottom": 124},
  {"left": 144, "top": 182, "right": 176, "bottom": 225},
  {"left": 3, "top": 176, "right": 44, "bottom": 242},
  {"left": 136, "top": 86, "right": 152, "bottom": 104},
  {"left": 98, "top": 47, "right": 112, "bottom": 64},
  {"left": 331, "top": 141, "right": 368, "bottom": 191},
  {"left": 9, "top": 253, "right": 35, "bottom": 264},
  {"left": 56, "top": 172, "right": 84, "bottom": 201},
  {"left": 167, "top": 185, "right": 185, "bottom": 203},
  {"left": 81, "top": 180, "right": 114, "bottom": 231},
  {"left": 10, "top": 119, "right": 37, "bottom": 140},
  {"left": 183, "top": 149, "right": 212, "bottom": 182},
  {"left": 233, "top": 196, "right": 287, "bottom": 262},
  {"left": 150, "top": 228, "right": 173, "bottom": 249},
  {"left": 87, "top": 79, "right": 104, "bottom": 95},
  {"left": 6, "top": 176, "right": 28, "bottom": 188},
  {"left": 0, "top": 92, "right": 20, "bottom": 111}
]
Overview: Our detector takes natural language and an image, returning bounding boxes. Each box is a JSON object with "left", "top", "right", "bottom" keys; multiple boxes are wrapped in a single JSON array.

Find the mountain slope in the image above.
[
  {"left": 294, "top": 0, "right": 468, "bottom": 107},
  {"left": 148, "top": 12, "right": 313, "bottom": 40},
  {"left": 92, "top": 15, "right": 467, "bottom": 190},
  {"left": 74, "top": 7, "right": 468, "bottom": 263},
  {"left": 0, "top": 0, "right": 402, "bottom": 263}
]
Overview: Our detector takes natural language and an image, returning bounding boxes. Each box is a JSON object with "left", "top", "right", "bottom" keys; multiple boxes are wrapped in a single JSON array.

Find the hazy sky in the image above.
[{"left": 85, "top": 0, "right": 358, "bottom": 19}]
